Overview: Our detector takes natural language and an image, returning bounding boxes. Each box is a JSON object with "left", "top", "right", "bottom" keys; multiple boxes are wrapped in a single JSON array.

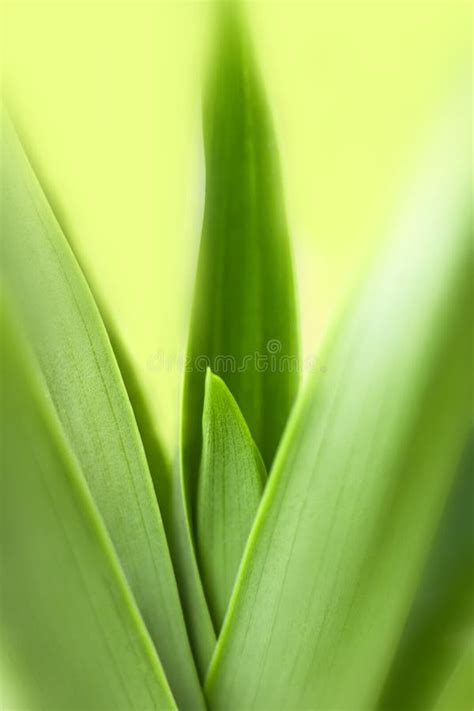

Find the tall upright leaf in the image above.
[
  {"left": 197, "top": 370, "right": 266, "bottom": 630},
  {"left": 175, "top": 3, "right": 299, "bottom": 672},
  {"left": 0, "top": 299, "right": 176, "bottom": 711},
  {"left": 206, "top": 94, "right": 472, "bottom": 710},
  {"left": 183, "top": 0, "right": 298, "bottom": 502},
  {"left": 0, "top": 113, "right": 204, "bottom": 710}
]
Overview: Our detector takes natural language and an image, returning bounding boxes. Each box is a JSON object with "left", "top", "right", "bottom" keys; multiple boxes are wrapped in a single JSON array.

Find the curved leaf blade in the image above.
[
  {"left": 206, "top": 94, "right": 472, "bottom": 711},
  {"left": 0, "top": 299, "right": 176, "bottom": 711},
  {"left": 197, "top": 370, "right": 266, "bottom": 630},
  {"left": 0, "top": 113, "right": 204, "bottom": 710}
]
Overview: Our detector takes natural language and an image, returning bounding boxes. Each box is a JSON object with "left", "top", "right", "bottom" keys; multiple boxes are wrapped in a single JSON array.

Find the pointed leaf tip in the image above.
[
  {"left": 197, "top": 372, "right": 266, "bottom": 630},
  {"left": 176, "top": 3, "right": 299, "bottom": 671}
]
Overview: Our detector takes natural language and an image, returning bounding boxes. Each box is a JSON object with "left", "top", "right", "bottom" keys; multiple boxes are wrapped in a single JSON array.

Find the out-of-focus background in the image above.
[{"left": 2, "top": 0, "right": 470, "bottom": 452}]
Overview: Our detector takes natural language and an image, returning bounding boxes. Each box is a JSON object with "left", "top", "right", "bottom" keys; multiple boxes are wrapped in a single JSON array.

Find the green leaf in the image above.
[
  {"left": 183, "top": 0, "right": 299, "bottom": 497},
  {"left": 7, "top": 107, "right": 175, "bottom": 544},
  {"left": 432, "top": 641, "right": 474, "bottom": 711},
  {"left": 379, "top": 431, "right": 474, "bottom": 711},
  {"left": 205, "top": 95, "right": 472, "bottom": 710},
  {"left": 0, "top": 298, "right": 176, "bottom": 711},
  {"left": 168, "top": 478, "right": 217, "bottom": 678},
  {"left": 104, "top": 322, "right": 175, "bottom": 539},
  {"left": 175, "top": 3, "right": 299, "bottom": 673},
  {"left": 0, "top": 112, "right": 204, "bottom": 711},
  {"left": 197, "top": 370, "right": 266, "bottom": 630}
]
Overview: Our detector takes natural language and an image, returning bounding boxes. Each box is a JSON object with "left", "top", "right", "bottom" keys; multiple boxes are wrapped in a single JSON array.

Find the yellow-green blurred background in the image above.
[{"left": 1, "top": 0, "right": 470, "bottom": 453}]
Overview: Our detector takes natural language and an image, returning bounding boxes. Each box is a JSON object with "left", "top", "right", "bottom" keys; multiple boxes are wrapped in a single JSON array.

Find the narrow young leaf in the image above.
[
  {"left": 206, "top": 95, "right": 472, "bottom": 710},
  {"left": 197, "top": 370, "right": 266, "bottom": 630},
  {"left": 176, "top": 3, "right": 299, "bottom": 672},
  {"left": 0, "top": 113, "right": 204, "bottom": 710},
  {"left": 379, "top": 431, "right": 474, "bottom": 711},
  {"left": 0, "top": 299, "right": 176, "bottom": 711}
]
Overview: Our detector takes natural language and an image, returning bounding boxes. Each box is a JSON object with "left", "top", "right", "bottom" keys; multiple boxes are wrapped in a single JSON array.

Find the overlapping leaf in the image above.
[
  {"left": 175, "top": 3, "right": 299, "bottom": 673},
  {"left": 206, "top": 93, "right": 472, "bottom": 710},
  {"left": 0, "top": 299, "right": 176, "bottom": 711},
  {"left": 197, "top": 370, "right": 266, "bottom": 630},
  {"left": 183, "top": 1, "right": 299, "bottom": 496},
  {"left": 84, "top": 289, "right": 174, "bottom": 539},
  {"left": 0, "top": 113, "right": 204, "bottom": 710}
]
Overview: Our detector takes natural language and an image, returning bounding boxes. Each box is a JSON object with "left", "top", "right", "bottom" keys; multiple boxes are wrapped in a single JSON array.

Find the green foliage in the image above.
[
  {"left": 1, "top": 115, "right": 204, "bottom": 710},
  {"left": 433, "top": 643, "right": 474, "bottom": 711},
  {"left": 379, "top": 431, "right": 474, "bottom": 711},
  {"left": 182, "top": 4, "right": 299, "bottom": 491},
  {"left": 197, "top": 370, "right": 266, "bottom": 630},
  {"left": 174, "top": 2, "right": 299, "bottom": 676},
  {"left": 205, "top": 110, "right": 471, "bottom": 707},
  {"left": 0, "top": 299, "right": 176, "bottom": 711},
  {"left": 0, "top": 4, "right": 471, "bottom": 711}
]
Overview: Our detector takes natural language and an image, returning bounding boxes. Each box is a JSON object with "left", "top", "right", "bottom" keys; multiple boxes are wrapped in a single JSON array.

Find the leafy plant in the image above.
[{"left": 1, "top": 3, "right": 472, "bottom": 710}]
